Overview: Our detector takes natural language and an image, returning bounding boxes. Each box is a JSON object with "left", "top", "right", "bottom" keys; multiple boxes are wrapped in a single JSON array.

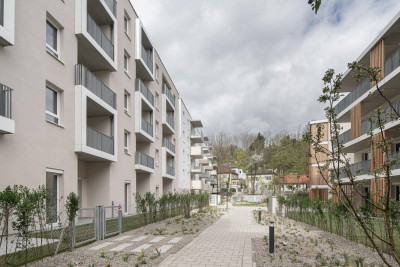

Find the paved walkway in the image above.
[{"left": 158, "top": 206, "right": 268, "bottom": 267}]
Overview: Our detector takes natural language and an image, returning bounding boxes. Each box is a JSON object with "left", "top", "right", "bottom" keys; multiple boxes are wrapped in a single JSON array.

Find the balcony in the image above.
[
  {"left": 338, "top": 129, "right": 351, "bottom": 144},
  {"left": 191, "top": 165, "right": 204, "bottom": 174},
  {"left": 163, "top": 138, "right": 175, "bottom": 155},
  {"left": 75, "top": 64, "right": 116, "bottom": 109},
  {"left": 191, "top": 146, "right": 203, "bottom": 159},
  {"left": 0, "top": 0, "right": 14, "bottom": 46},
  {"left": 135, "top": 151, "right": 154, "bottom": 173},
  {"left": 339, "top": 160, "right": 371, "bottom": 179},
  {"left": 334, "top": 78, "right": 369, "bottom": 116},
  {"left": 135, "top": 79, "right": 154, "bottom": 107},
  {"left": 135, "top": 118, "right": 153, "bottom": 142},
  {"left": 198, "top": 158, "right": 209, "bottom": 165},
  {"left": 204, "top": 164, "right": 214, "bottom": 171},
  {"left": 135, "top": 19, "right": 154, "bottom": 81},
  {"left": 0, "top": 83, "right": 15, "bottom": 134},
  {"left": 162, "top": 165, "right": 175, "bottom": 179},
  {"left": 86, "top": 127, "right": 114, "bottom": 155},
  {"left": 162, "top": 85, "right": 176, "bottom": 109},
  {"left": 191, "top": 128, "right": 203, "bottom": 143},
  {"left": 162, "top": 113, "right": 175, "bottom": 134},
  {"left": 384, "top": 48, "right": 400, "bottom": 77},
  {"left": 76, "top": 0, "right": 117, "bottom": 71},
  {"left": 191, "top": 180, "right": 203, "bottom": 191}
]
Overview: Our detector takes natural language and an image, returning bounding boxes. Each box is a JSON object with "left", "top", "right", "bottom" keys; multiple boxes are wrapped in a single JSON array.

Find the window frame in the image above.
[
  {"left": 45, "top": 86, "right": 60, "bottom": 124},
  {"left": 124, "top": 15, "right": 128, "bottom": 35},
  {"left": 124, "top": 53, "right": 129, "bottom": 73},
  {"left": 124, "top": 130, "right": 130, "bottom": 154},
  {"left": 46, "top": 19, "right": 60, "bottom": 58},
  {"left": 124, "top": 91, "right": 129, "bottom": 113}
]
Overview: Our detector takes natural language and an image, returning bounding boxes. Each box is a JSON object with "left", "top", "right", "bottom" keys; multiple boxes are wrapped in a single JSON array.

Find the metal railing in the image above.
[
  {"left": 86, "top": 126, "right": 114, "bottom": 155},
  {"left": 191, "top": 128, "right": 203, "bottom": 138},
  {"left": 135, "top": 151, "right": 154, "bottom": 169},
  {"left": 162, "top": 84, "right": 176, "bottom": 107},
  {"left": 103, "top": 0, "right": 117, "bottom": 17},
  {"left": 141, "top": 118, "right": 153, "bottom": 137},
  {"left": 0, "top": 83, "right": 12, "bottom": 119},
  {"left": 75, "top": 64, "right": 116, "bottom": 108},
  {"left": 334, "top": 78, "right": 370, "bottom": 115},
  {"left": 339, "top": 160, "right": 371, "bottom": 179},
  {"left": 87, "top": 13, "right": 114, "bottom": 60},
  {"left": 166, "top": 114, "right": 175, "bottom": 129},
  {"left": 338, "top": 129, "right": 351, "bottom": 144},
  {"left": 388, "top": 150, "right": 400, "bottom": 170},
  {"left": 384, "top": 48, "right": 400, "bottom": 77},
  {"left": 167, "top": 165, "right": 175, "bottom": 176},
  {"left": 136, "top": 79, "right": 154, "bottom": 106},
  {"left": 141, "top": 45, "right": 153, "bottom": 72},
  {"left": 163, "top": 138, "right": 175, "bottom": 153}
]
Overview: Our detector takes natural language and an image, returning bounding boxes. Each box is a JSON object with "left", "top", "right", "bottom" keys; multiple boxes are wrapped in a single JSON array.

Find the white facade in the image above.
[{"left": 177, "top": 99, "right": 192, "bottom": 191}]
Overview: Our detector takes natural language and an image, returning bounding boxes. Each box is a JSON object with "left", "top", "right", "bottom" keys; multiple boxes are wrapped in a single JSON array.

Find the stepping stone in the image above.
[
  {"left": 90, "top": 242, "right": 114, "bottom": 250},
  {"left": 132, "top": 236, "right": 148, "bottom": 242},
  {"left": 110, "top": 243, "right": 133, "bottom": 252},
  {"left": 158, "top": 245, "right": 172, "bottom": 254},
  {"left": 114, "top": 235, "right": 132, "bottom": 241},
  {"left": 132, "top": 244, "right": 152, "bottom": 253},
  {"left": 168, "top": 237, "right": 183, "bottom": 244},
  {"left": 149, "top": 237, "right": 165, "bottom": 243}
]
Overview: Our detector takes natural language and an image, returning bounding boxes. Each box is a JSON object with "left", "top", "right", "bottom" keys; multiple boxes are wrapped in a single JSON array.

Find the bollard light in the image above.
[
  {"left": 269, "top": 221, "right": 275, "bottom": 253},
  {"left": 258, "top": 208, "right": 262, "bottom": 223}
]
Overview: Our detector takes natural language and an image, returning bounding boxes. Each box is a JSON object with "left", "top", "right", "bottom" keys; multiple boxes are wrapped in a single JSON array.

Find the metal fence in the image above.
[
  {"left": 135, "top": 151, "right": 155, "bottom": 169},
  {"left": 141, "top": 118, "right": 154, "bottom": 137},
  {"left": 285, "top": 210, "right": 400, "bottom": 256},
  {"left": 162, "top": 84, "right": 176, "bottom": 107},
  {"left": 86, "top": 126, "right": 114, "bottom": 155},
  {"left": 163, "top": 138, "right": 176, "bottom": 153},
  {"left": 136, "top": 79, "right": 154, "bottom": 106}
]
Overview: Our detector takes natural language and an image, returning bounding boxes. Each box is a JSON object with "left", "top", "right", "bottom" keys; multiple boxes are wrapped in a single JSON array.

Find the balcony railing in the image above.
[
  {"left": 163, "top": 138, "right": 175, "bottom": 153},
  {"left": 103, "top": 0, "right": 117, "bottom": 17},
  {"left": 0, "top": 0, "right": 4, "bottom": 26},
  {"left": 162, "top": 85, "right": 176, "bottom": 107},
  {"left": 141, "top": 118, "right": 153, "bottom": 137},
  {"left": 87, "top": 127, "right": 114, "bottom": 155},
  {"left": 384, "top": 48, "right": 400, "bottom": 77},
  {"left": 136, "top": 79, "right": 154, "bottom": 106},
  {"left": 334, "top": 78, "right": 370, "bottom": 115},
  {"left": 338, "top": 129, "right": 351, "bottom": 144},
  {"left": 166, "top": 114, "right": 175, "bottom": 129},
  {"left": 135, "top": 151, "right": 154, "bottom": 169},
  {"left": 339, "top": 160, "right": 371, "bottom": 179},
  {"left": 167, "top": 166, "right": 175, "bottom": 176},
  {"left": 87, "top": 13, "right": 114, "bottom": 60},
  {"left": 75, "top": 64, "right": 116, "bottom": 108},
  {"left": 388, "top": 150, "right": 400, "bottom": 170},
  {"left": 141, "top": 45, "right": 153, "bottom": 73},
  {"left": 0, "top": 83, "right": 12, "bottom": 119},
  {"left": 191, "top": 128, "right": 203, "bottom": 138}
]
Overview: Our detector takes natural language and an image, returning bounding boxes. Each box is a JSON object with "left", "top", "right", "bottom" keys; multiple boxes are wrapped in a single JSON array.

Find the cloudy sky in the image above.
[{"left": 131, "top": 0, "right": 400, "bottom": 136}]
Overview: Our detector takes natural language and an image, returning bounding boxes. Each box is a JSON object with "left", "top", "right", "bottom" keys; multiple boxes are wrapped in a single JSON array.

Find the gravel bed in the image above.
[
  {"left": 29, "top": 207, "right": 224, "bottom": 267},
  {"left": 252, "top": 212, "right": 398, "bottom": 267}
]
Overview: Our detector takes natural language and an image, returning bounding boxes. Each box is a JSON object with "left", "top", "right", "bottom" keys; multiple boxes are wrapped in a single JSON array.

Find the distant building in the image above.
[{"left": 281, "top": 174, "right": 310, "bottom": 192}]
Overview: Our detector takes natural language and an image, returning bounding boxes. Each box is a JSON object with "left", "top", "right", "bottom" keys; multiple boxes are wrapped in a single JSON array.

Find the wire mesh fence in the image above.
[{"left": 285, "top": 210, "right": 400, "bottom": 256}]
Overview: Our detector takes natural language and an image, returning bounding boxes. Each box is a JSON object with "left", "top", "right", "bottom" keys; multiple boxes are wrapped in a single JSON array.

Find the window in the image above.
[
  {"left": 396, "top": 143, "right": 400, "bottom": 152},
  {"left": 155, "top": 149, "right": 159, "bottom": 166},
  {"left": 155, "top": 93, "right": 159, "bottom": 109},
  {"left": 46, "top": 86, "right": 59, "bottom": 124},
  {"left": 0, "top": 0, "right": 4, "bottom": 26},
  {"left": 46, "top": 20, "right": 59, "bottom": 57},
  {"left": 362, "top": 153, "right": 369, "bottom": 161},
  {"left": 124, "top": 53, "right": 129, "bottom": 72},
  {"left": 155, "top": 121, "right": 159, "bottom": 137},
  {"left": 124, "top": 91, "right": 129, "bottom": 113},
  {"left": 155, "top": 64, "right": 159, "bottom": 81},
  {"left": 124, "top": 16, "right": 128, "bottom": 34},
  {"left": 124, "top": 131, "right": 130, "bottom": 154},
  {"left": 396, "top": 185, "right": 400, "bottom": 202}
]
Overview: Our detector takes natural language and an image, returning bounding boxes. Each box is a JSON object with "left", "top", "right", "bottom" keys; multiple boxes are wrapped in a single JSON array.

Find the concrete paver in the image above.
[
  {"left": 132, "top": 243, "right": 152, "bottom": 253},
  {"left": 158, "top": 206, "right": 267, "bottom": 267},
  {"left": 89, "top": 242, "right": 114, "bottom": 251},
  {"left": 132, "top": 235, "right": 148, "bottom": 242}
]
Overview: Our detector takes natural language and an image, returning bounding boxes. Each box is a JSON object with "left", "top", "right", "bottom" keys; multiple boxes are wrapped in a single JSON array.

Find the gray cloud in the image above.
[{"left": 131, "top": 0, "right": 400, "bottom": 136}]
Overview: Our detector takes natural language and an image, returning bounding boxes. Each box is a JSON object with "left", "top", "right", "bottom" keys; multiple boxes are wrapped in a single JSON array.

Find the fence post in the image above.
[
  {"left": 71, "top": 220, "right": 76, "bottom": 249},
  {"left": 118, "top": 207, "right": 123, "bottom": 234},
  {"left": 102, "top": 206, "right": 106, "bottom": 240},
  {"left": 112, "top": 201, "right": 115, "bottom": 218},
  {"left": 258, "top": 209, "right": 262, "bottom": 223}
]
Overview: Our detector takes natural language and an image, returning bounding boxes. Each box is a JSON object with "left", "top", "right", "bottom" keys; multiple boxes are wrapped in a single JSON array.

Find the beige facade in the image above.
[{"left": 0, "top": 0, "right": 208, "bottom": 220}]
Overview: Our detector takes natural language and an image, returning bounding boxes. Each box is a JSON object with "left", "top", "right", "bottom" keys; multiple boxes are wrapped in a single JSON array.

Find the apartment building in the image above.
[
  {"left": 0, "top": 0, "right": 207, "bottom": 221},
  {"left": 309, "top": 119, "right": 330, "bottom": 200},
  {"left": 190, "top": 120, "right": 214, "bottom": 193},
  {"left": 334, "top": 11, "right": 400, "bottom": 206},
  {"left": 177, "top": 98, "right": 192, "bottom": 192}
]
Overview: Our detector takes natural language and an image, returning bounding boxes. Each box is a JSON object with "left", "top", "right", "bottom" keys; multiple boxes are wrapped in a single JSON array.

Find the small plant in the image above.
[
  {"left": 105, "top": 259, "right": 111, "bottom": 267},
  {"left": 67, "top": 262, "right": 74, "bottom": 267},
  {"left": 122, "top": 253, "right": 133, "bottom": 262},
  {"left": 136, "top": 248, "right": 147, "bottom": 265},
  {"left": 343, "top": 253, "right": 350, "bottom": 266},
  {"left": 355, "top": 257, "right": 365, "bottom": 267},
  {"left": 100, "top": 252, "right": 106, "bottom": 258}
]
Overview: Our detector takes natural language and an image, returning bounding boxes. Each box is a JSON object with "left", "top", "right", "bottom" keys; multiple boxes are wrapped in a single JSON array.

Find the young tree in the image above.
[{"left": 305, "top": 63, "right": 400, "bottom": 266}]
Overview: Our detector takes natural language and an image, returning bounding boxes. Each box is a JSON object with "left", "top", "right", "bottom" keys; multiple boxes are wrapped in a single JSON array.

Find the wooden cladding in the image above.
[
  {"left": 371, "top": 178, "right": 386, "bottom": 205},
  {"left": 309, "top": 188, "right": 328, "bottom": 201},
  {"left": 370, "top": 39, "right": 385, "bottom": 82},
  {"left": 350, "top": 103, "right": 361, "bottom": 139},
  {"left": 371, "top": 133, "right": 385, "bottom": 171}
]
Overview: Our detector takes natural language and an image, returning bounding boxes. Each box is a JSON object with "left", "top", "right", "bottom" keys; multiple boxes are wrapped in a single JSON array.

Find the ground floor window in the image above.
[
  {"left": 124, "top": 183, "right": 130, "bottom": 214},
  {"left": 396, "top": 185, "right": 400, "bottom": 202}
]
